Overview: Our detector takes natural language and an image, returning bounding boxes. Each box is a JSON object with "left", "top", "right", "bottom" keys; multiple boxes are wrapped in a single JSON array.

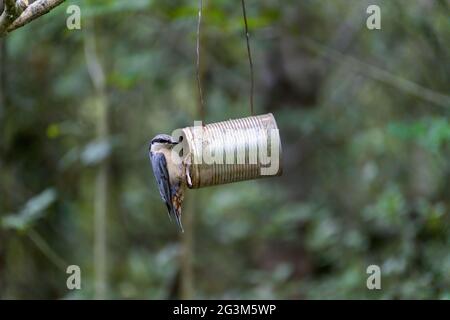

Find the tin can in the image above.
[{"left": 180, "top": 113, "right": 282, "bottom": 189}]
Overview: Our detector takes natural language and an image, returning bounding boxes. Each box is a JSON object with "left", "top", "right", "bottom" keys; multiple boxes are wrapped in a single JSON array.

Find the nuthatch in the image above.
[{"left": 148, "top": 134, "right": 185, "bottom": 232}]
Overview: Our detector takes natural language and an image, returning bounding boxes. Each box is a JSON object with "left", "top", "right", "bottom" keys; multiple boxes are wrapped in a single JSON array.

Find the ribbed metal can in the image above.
[{"left": 180, "top": 113, "right": 282, "bottom": 189}]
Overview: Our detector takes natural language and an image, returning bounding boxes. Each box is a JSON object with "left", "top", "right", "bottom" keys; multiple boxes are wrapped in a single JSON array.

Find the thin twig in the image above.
[
  {"left": 9, "top": 0, "right": 65, "bottom": 32},
  {"left": 28, "top": 228, "right": 67, "bottom": 272},
  {"left": 304, "top": 38, "right": 450, "bottom": 110},
  {"left": 1, "top": 0, "right": 66, "bottom": 36},
  {"left": 241, "top": 0, "right": 254, "bottom": 115},
  {"left": 196, "top": 0, "right": 205, "bottom": 124}
]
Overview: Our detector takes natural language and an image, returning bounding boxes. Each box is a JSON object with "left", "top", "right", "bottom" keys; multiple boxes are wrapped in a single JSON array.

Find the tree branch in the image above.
[
  {"left": 0, "top": 0, "right": 23, "bottom": 35},
  {"left": 0, "top": 0, "right": 65, "bottom": 36}
]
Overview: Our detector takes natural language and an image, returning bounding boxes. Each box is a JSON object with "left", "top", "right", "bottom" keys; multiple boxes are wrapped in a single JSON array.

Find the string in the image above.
[
  {"left": 196, "top": 0, "right": 255, "bottom": 120},
  {"left": 241, "top": 0, "right": 254, "bottom": 116},
  {"left": 196, "top": 0, "right": 205, "bottom": 125}
]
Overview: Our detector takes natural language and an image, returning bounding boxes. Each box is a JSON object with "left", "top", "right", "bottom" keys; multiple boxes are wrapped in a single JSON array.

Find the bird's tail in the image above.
[
  {"left": 174, "top": 211, "right": 184, "bottom": 233},
  {"left": 167, "top": 202, "right": 183, "bottom": 232}
]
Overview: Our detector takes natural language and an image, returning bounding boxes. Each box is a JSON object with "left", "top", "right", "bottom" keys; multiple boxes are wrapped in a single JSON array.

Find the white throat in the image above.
[{"left": 151, "top": 143, "right": 169, "bottom": 153}]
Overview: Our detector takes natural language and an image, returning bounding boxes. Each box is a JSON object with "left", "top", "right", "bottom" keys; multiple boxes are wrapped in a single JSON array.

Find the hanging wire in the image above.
[
  {"left": 196, "top": 0, "right": 205, "bottom": 124},
  {"left": 241, "top": 0, "right": 254, "bottom": 115},
  {"left": 196, "top": 0, "right": 254, "bottom": 119}
]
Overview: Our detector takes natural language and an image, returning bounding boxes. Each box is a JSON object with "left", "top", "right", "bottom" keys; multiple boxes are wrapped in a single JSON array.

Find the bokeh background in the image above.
[{"left": 0, "top": 0, "right": 449, "bottom": 299}]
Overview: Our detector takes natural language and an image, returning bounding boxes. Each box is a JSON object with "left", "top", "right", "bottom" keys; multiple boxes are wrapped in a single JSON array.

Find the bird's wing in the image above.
[{"left": 150, "top": 152, "right": 174, "bottom": 218}]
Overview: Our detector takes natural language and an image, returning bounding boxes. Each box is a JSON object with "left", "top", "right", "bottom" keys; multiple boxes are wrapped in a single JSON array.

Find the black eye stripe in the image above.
[
  {"left": 152, "top": 137, "right": 179, "bottom": 144},
  {"left": 152, "top": 138, "right": 170, "bottom": 144}
]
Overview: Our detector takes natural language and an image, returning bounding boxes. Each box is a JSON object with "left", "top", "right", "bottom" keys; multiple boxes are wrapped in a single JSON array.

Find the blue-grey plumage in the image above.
[{"left": 149, "top": 134, "right": 185, "bottom": 232}]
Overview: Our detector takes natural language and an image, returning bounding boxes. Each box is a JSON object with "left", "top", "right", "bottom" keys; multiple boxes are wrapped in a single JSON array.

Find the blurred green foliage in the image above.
[{"left": 0, "top": 0, "right": 449, "bottom": 299}]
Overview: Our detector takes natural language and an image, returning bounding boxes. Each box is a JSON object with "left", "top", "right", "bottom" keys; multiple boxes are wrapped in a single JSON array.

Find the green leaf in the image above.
[{"left": 2, "top": 189, "right": 57, "bottom": 231}]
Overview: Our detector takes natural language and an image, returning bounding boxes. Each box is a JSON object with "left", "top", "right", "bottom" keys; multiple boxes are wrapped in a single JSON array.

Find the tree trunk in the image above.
[
  {"left": 84, "top": 22, "right": 109, "bottom": 300},
  {"left": 180, "top": 193, "right": 195, "bottom": 299}
]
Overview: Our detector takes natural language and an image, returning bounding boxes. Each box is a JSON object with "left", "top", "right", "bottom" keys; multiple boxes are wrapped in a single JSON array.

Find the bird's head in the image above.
[{"left": 149, "top": 134, "right": 179, "bottom": 153}]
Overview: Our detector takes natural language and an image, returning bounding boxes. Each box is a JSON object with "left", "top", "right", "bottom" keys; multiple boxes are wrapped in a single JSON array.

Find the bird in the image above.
[{"left": 148, "top": 134, "right": 185, "bottom": 232}]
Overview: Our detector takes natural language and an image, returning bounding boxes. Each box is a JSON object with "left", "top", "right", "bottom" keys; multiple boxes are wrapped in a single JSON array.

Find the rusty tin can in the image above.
[{"left": 180, "top": 113, "right": 282, "bottom": 189}]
